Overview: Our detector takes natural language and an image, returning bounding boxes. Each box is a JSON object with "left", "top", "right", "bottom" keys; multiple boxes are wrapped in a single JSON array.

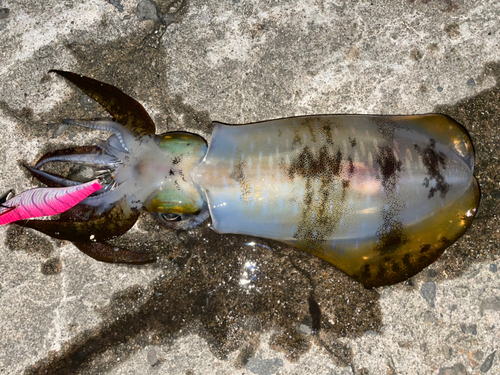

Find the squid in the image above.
[{"left": 0, "top": 71, "right": 480, "bottom": 288}]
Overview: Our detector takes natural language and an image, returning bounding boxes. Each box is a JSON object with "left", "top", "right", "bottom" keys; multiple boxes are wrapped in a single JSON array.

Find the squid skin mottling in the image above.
[{"left": 192, "top": 115, "right": 479, "bottom": 288}]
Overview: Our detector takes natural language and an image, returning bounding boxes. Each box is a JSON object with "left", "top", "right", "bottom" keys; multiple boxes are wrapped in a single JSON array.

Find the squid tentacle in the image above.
[
  {"left": 35, "top": 153, "right": 120, "bottom": 169},
  {"left": 35, "top": 145, "right": 102, "bottom": 167},
  {"left": 31, "top": 146, "right": 119, "bottom": 192},
  {"left": 25, "top": 164, "right": 120, "bottom": 215},
  {"left": 26, "top": 165, "right": 117, "bottom": 202},
  {"left": 25, "top": 165, "right": 83, "bottom": 187},
  {"left": 63, "top": 119, "right": 133, "bottom": 153},
  {"left": 99, "top": 135, "right": 128, "bottom": 156}
]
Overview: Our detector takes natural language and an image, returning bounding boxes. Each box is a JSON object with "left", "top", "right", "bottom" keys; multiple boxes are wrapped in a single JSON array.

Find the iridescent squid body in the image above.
[{"left": 0, "top": 72, "right": 480, "bottom": 288}]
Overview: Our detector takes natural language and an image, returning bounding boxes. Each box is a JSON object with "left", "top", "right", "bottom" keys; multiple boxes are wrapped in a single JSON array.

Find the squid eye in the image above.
[{"left": 160, "top": 213, "right": 182, "bottom": 222}]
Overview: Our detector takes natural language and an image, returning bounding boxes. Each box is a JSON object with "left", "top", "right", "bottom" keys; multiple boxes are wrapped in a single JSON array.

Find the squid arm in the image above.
[{"left": 49, "top": 70, "right": 156, "bottom": 136}]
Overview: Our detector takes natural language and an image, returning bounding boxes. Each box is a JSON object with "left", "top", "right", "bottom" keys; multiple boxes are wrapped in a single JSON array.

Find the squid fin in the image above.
[{"left": 50, "top": 70, "right": 156, "bottom": 136}]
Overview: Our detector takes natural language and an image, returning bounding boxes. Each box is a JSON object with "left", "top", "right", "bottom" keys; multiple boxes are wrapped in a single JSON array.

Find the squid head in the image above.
[{"left": 143, "top": 132, "right": 207, "bottom": 218}]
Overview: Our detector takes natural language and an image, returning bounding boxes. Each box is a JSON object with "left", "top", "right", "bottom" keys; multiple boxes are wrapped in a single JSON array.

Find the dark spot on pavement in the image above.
[
  {"left": 410, "top": 49, "right": 423, "bottom": 61},
  {"left": 0, "top": 8, "right": 9, "bottom": 19},
  {"left": 408, "top": 0, "right": 458, "bottom": 12},
  {"left": 444, "top": 23, "right": 461, "bottom": 38},
  {"left": 5, "top": 225, "right": 54, "bottom": 258},
  {"left": 41, "top": 257, "right": 62, "bottom": 275}
]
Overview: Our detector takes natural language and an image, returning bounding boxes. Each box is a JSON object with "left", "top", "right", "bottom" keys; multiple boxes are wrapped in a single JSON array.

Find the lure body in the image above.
[
  {"left": 0, "top": 71, "right": 480, "bottom": 288},
  {"left": 0, "top": 179, "right": 102, "bottom": 225}
]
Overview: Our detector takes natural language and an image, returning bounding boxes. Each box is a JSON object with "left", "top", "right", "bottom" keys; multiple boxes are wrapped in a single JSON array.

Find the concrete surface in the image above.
[{"left": 0, "top": 0, "right": 499, "bottom": 374}]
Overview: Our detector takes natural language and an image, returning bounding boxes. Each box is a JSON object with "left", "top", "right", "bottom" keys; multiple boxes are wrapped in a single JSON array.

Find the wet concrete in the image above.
[{"left": 0, "top": 1, "right": 499, "bottom": 374}]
